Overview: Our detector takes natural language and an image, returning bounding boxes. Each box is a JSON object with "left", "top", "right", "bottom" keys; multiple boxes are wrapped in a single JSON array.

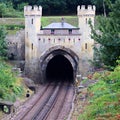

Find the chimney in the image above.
[{"left": 61, "top": 17, "right": 64, "bottom": 26}]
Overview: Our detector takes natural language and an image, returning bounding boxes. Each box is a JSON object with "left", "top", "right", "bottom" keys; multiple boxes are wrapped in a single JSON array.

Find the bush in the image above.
[
  {"left": 5, "top": 24, "right": 25, "bottom": 30},
  {"left": 3, "top": 11, "right": 23, "bottom": 18},
  {"left": 0, "top": 59, "right": 24, "bottom": 102},
  {"left": 0, "top": 26, "right": 7, "bottom": 58},
  {"left": 92, "top": 72, "right": 101, "bottom": 80},
  {"left": 0, "top": 2, "right": 23, "bottom": 18},
  {"left": 79, "top": 60, "right": 120, "bottom": 120}
]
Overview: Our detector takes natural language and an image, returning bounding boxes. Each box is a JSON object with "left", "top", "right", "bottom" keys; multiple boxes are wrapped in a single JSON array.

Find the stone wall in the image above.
[
  {"left": 24, "top": 5, "right": 95, "bottom": 83},
  {"left": 6, "top": 30, "right": 25, "bottom": 60},
  {"left": 43, "top": 29, "right": 79, "bottom": 35},
  {"left": 6, "top": 30, "right": 25, "bottom": 71},
  {"left": 25, "top": 59, "right": 41, "bottom": 83}
]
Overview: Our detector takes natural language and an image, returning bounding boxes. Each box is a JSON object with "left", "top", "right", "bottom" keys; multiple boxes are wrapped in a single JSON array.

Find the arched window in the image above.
[
  {"left": 31, "top": 19, "right": 33, "bottom": 24},
  {"left": 32, "top": 43, "right": 33, "bottom": 50},
  {"left": 43, "top": 38, "right": 45, "bottom": 43},
  {"left": 26, "top": 32, "right": 28, "bottom": 38},
  {"left": 54, "top": 39, "right": 55, "bottom": 43},
  {"left": 86, "top": 18, "right": 87, "bottom": 24},
  {"left": 85, "top": 43, "right": 87, "bottom": 49}
]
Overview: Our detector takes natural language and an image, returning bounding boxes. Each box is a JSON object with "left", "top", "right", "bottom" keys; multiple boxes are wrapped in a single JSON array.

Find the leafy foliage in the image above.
[
  {"left": 0, "top": 26, "right": 7, "bottom": 58},
  {"left": 90, "top": 0, "right": 120, "bottom": 68},
  {"left": 0, "top": 59, "right": 24, "bottom": 102},
  {"left": 0, "top": 0, "right": 117, "bottom": 16},
  {"left": 4, "top": 24, "right": 25, "bottom": 30},
  {"left": 78, "top": 61, "right": 120, "bottom": 120},
  {"left": 91, "top": 0, "right": 115, "bottom": 15},
  {"left": 0, "top": 2, "right": 23, "bottom": 18}
]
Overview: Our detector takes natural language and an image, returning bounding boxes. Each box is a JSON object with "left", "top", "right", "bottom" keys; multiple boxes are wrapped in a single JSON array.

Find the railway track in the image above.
[
  {"left": 44, "top": 83, "right": 72, "bottom": 120},
  {"left": 11, "top": 82, "right": 74, "bottom": 120}
]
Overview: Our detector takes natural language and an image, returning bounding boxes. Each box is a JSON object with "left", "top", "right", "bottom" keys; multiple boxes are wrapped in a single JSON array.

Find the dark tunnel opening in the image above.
[{"left": 46, "top": 55, "right": 74, "bottom": 83}]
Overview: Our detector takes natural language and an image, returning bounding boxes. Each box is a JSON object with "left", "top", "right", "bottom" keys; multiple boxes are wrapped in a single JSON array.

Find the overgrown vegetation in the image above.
[
  {"left": 0, "top": 26, "right": 7, "bottom": 58},
  {"left": 0, "top": 24, "right": 25, "bottom": 102},
  {"left": 0, "top": 16, "right": 78, "bottom": 35},
  {"left": 90, "top": 0, "right": 120, "bottom": 69},
  {"left": 0, "top": 59, "right": 24, "bottom": 102},
  {"left": 78, "top": 60, "right": 120, "bottom": 120},
  {"left": 4, "top": 24, "right": 24, "bottom": 30},
  {"left": 0, "top": 2, "right": 23, "bottom": 18}
]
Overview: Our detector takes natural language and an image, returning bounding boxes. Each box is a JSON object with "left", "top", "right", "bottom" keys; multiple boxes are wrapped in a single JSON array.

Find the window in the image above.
[
  {"left": 32, "top": 43, "right": 33, "bottom": 50},
  {"left": 73, "top": 38, "right": 75, "bottom": 43},
  {"left": 51, "top": 29, "right": 55, "bottom": 34},
  {"left": 26, "top": 32, "right": 28, "bottom": 38},
  {"left": 43, "top": 38, "right": 45, "bottom": 43},
  {"left": 40, "top": 26, "right": 43, "bottom": 30},
  {"left": 86, "top": 18, "right": 87, "bottom": 24},
  {"left": 85, "top": 43, "right": 87, "bottom": 49},
  {"left": 69, "top": 29, "right": 72, "bottom": 34},
  {"left": 31, "top": 19, "right": 33, "bottom": 24}
]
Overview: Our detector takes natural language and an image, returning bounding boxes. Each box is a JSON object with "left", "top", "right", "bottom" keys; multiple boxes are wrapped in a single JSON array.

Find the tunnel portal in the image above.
[
  {"left": 40, "top": 46, "right": 79, "bottom": 84},
  {"left": 46, "top": 55, "right": 73, "bottom": 83}
]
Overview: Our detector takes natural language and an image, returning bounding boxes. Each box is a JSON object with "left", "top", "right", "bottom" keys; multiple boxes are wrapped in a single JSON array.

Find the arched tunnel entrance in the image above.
[
  {"left": 40, "top": 46, "right": 79, "bottom": 84},
  {"left": 46, "top": 55, "right": 73, "bottom": 83}
]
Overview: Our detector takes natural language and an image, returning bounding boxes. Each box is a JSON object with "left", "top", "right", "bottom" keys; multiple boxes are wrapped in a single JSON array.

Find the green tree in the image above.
[
  {"left": 1, "top": 0, "right": 115, "bottom": 15},
  {"left": 90, "top": 0, "right": 120, "bottom": 68},
  {"left": 0, "top": 26, "right": 8, "bottom": 58},
  {"left": 0, "top": 3, "right": 6, "bottom": 17},
  {"left": 36, "top": 0, "right": 67, "bottom": 15},
  {"left": 17, "top": 2, "right": 28, "bottom": 11},
  {"left": 91, "top": 0, "right": 116, "bottom": 15},
  {"left": 0, "top": 60, "right": 24, "bottom": 102}
]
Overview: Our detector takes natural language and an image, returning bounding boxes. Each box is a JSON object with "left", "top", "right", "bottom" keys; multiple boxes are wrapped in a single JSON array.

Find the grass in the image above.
[
  {"left": 0, "top": 58, "right": 26, "bottom": 102},
  {"left": 41, "top": 16, "right": 78, "bottom": 27},
  {"left": 0, "top": 58, "right": 33, "bottom": 119},
  {"left": 78, "top": 62, "right": 120, "bottom": 120},
  {"left": 0, "top": 16, "right": 78, "bottom": 35},
  {"left": 0, "top": 18, "right": 25, "bottom": 25},
  {"left": 0, "top": 15, "right": 100, "bottom": 35},
  {"left": 0, "top": 16, "right": 78, "bottom": 27},
  {"left": 7, "top": 30, "right": 18, "bottom": 34}
]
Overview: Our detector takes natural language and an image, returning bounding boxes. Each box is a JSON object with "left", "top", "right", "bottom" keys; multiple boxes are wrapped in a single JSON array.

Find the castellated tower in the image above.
[
  {"left": 24, "top": 5, "right": 96, "bottom": 84},
  {"left": 24, "top": 6, "right": 42, "bottom": 61},
  {"left": 77, "top": 5, "right": 96, "bottom": 60},
  {"left": 24, "top": 5, "right": 42, "bottom": 33},
  {"left": 77, "top": 5, "right": 96, "bottom": 33}
]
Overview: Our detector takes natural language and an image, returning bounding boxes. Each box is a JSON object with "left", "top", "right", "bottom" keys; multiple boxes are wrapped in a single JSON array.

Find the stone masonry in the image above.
[{"left": 24, "top": 5, "right": 96, "bottom": 84}]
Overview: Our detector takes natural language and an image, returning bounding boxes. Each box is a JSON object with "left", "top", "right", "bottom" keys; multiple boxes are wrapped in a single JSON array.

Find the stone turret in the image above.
[
  {"left": 77, "top": 5, "right": 95, "bottom": 17},
  {"left": 24, "top": 5, "right": 42, "bottom": 62},
  {"left": 77, "top": 5, "right": 96, "bottom": 64},
  {"left": 24, "top": 5, "right": 42, "bottom": 33},
  {"left": 23, "top": 5, "right": 96, "bottom": 83},
  {"left": 77, "top": 5, "right": 96, "bottom": 33},
  {"left": 24, "top": 5, "right": 42, "bottom": 16}
]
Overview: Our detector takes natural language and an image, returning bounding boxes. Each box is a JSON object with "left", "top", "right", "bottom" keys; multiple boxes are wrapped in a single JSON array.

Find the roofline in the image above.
[{"left": 42, "top": 28, "right": 80, "bottom": 30}]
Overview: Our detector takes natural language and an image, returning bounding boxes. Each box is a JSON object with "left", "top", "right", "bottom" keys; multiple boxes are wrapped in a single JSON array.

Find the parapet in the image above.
[
  {"left": 24, "top": 5, "right": 42, "bottom": 16},
  {"left": 77, "top": 5, "right": 96, "bottom": 16}
]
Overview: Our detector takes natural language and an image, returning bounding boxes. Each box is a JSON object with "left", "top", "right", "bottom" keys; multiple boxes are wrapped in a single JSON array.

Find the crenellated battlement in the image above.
[
  {"left": 24, "top": 5, "right": 95, "bottom": 84},
  {"left": 24, "top": 5, "right": 42, "bottom": 16},
  {"left": 77, "top": 5, "right": 96, "bottom": 16}
]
